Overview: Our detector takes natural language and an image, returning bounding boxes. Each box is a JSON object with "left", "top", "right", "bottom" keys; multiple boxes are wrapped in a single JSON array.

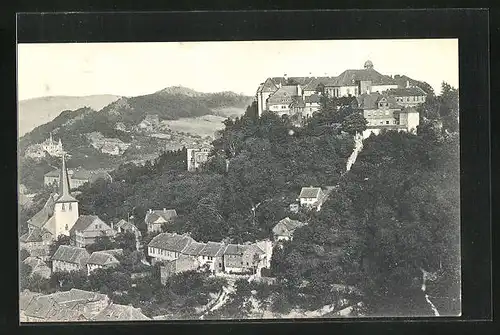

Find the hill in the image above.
[{"left": 18, "top": 94, "right": 121, "bottom": 137}]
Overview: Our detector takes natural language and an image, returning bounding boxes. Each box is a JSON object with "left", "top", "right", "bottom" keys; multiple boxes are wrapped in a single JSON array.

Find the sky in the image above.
[{"left": 17, "top": 39, "right": 458, "bottom": 101}]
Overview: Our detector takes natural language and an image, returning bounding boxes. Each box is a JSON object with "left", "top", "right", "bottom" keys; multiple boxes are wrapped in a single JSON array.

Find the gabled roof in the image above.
[
  {"left": 299, "top": 187, "right": 322, "bottom": 199},
  {"left": 49, "top": 289, "right": 108, "bottom": 305},
  {"left": 69, "top": 215, "right": 104, "bottom": 234},
  {"left": 224, "top": 244, "right": 247, "bottom": 256},
  {"left": 27, "top": 194, "right": 58, "bottom": 229},
  {"left": 356, "top": 92, "right": 400, "bottom": 110},
  {"left": 115, "top": 220, "right": 142, "bottom": 236},
  {"left": 385, "top": 87, "right": 428, "bottom": 97},
  {"left": 19, "top": 290, "right": 42, "bottom": 311},
  {"left": 273, "top": 217, "right": 307, "bottom": 236},
  {"left": 148, "top": 233, "right": 194, "bottom": 253},
  {"left": 51, "top": 245, "right": 89, "bottom": 265},
  {"left": 144, "top": 209, "right": 178, "bottom": 225},
  {"left": 181, "top": 241, "right": 207, "bottom": 256},
  {"left": 333, "top": 68, "right": 396, "bottom": 87},
  {"left": 257, "top": 78, "right": 279, "bottom": 93},
  {"left": 245, "top": 244, "right": 266, "bottom": 256},
  {"left": 20, "top": 227, "right": 52, "bottom": 243},
  {"left": 198, "top": 241, "right": 226, "bottom": 257},
  {"left": 87, "top": 251, "right": 120, "bottom": 266},
  {"left": 267, "top": 86, "right": 300, "bottom": 105},
  {"left": 92, "top": 303, "right": 150, "bottom": 321}
]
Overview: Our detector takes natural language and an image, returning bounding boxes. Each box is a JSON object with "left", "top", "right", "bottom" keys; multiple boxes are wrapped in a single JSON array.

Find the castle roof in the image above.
[
  {"left": 357, "top": 92, "right": 400, "bottom": 110},
  {"left": 267, "top": 85, "right": 300, "bottom": 105},
  {"left": 385, "top": 86, "right": 428, "bottom": 97},
  {"left": 333, "top": 68, "right": 396, "bottom": 87}
]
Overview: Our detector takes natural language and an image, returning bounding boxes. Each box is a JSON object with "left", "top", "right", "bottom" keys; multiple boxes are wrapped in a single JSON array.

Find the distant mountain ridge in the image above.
[
  {"left": 18, "top": 94, "right": 122, "bottom": 137},
  {"left": 18, "top": 87, "right": 253, "bottom": 158}
]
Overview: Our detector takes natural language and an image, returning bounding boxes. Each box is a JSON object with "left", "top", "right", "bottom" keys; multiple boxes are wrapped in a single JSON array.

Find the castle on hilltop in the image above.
[
  {"left": 25, "top": 132, "right": 65, "bottom": 159},
  {"left": 255, "top": 60, "right": 427, "bottom": 138}
]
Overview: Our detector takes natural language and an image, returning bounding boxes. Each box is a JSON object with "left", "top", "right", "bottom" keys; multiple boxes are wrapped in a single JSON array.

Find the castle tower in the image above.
[{"left": 53, "top": 154, "right": 79, "bottom": 237}]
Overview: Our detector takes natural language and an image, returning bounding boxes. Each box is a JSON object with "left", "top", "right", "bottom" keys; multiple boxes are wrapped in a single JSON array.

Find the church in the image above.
[{"left": 20, "top": 154, "right": 80, "bottom": 259}]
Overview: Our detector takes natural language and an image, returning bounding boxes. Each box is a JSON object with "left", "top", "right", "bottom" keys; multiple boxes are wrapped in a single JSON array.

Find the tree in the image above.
[
  {"left": 86, "top": 234, "right": 118, "bottom": 253},
  {"left": 340, "top": 112, "right": 368, "bottom": 135},
  {"left": 114, "top": 231, "right": 137, "bottom": 253},
  {"left": 439, "top": 82, "right": 459, "bottom": 133}
]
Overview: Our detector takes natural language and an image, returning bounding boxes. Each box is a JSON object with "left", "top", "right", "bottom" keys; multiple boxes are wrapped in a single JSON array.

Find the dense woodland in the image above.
[{"left": 19, "top": 82, "right": 460, "bottom": 317}]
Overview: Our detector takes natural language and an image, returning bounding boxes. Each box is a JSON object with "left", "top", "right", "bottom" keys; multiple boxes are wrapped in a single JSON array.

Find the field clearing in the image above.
[
  {"left": 161, "top": 115, "right": 227, "bottom": 138},
  {"left": 212, "top": 107, "right": 247, "bottom": 118}
]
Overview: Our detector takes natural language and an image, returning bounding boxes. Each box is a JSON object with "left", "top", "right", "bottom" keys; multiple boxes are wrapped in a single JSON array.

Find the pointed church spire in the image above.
[{"left": 56, "top": 153, "right": 77, "bottom": 203}]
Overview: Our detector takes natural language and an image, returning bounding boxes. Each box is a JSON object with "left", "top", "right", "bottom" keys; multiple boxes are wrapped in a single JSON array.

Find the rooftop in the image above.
[
  {"left": 148, "top": 233, "right": 194, "bottom": 253},
  {"left": 299, "top": 187, "right": 322, "bottom": 199},
  {"left": 51, "top": 245, "right": 89, "bottom": 265}
]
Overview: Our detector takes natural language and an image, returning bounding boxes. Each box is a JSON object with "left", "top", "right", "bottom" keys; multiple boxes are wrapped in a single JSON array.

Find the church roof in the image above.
[
  {"left": 56, "top": 154, "right": 77, "bottom": 203},
  {"left": 27, "top": 194, "right": 58, "bottom": 229}
]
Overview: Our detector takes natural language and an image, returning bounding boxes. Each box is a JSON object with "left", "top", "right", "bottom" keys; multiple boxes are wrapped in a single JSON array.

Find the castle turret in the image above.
[{"left": 53, "top": 154, "right": 79, "bottom": 237}]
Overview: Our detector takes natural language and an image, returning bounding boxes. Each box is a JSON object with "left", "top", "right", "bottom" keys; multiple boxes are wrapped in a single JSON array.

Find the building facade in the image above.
[
  {"left": 69, "top": 215, "right": 116, "bottom": 248},
  {"left": 51, "top": 245, "right": 90, "bottom": 273},
  {"left": 145, "top": 208, "right": 178, "bottom": 233},
  {"left": 187, "top": 148, "right": 211, "bottom": 172}
]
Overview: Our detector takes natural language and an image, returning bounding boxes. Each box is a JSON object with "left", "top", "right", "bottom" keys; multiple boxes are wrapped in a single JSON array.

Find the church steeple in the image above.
[{"left": 56, "top": 153, "right": 77, "bottom": 203}]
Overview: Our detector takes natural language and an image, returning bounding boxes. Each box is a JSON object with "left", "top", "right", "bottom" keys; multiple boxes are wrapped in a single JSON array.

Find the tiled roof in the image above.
[
  {"left": 304, "top": 94, "right": 321, "bottom": 103},
  {"left": 258, "top": 78, "right": 279, "bottom": 93},
  {"left": 20, "top": 227, "right": 52, "bottom": 243},
  {"left": 224, "top": 244, "right": 247, "bottom": 256},
  {"left": 87, "top": 251, "right": 120, "bottom": 266},
  {"left": 267, "top": 86, "right": 300, "bottom": 105},
  {"left": 50, "top": 289, "right": 108, "bottom": 305},
  {"left": 333, "top": 68, "right": 396, "bottom": 86},
  {"left": 144, "top": 209, "right": 178, "bottom": 225},
  {"left": 357, "top": 93, "right": 400, "bottom": 110},
  {"left": 273, "top": 217, "right": 307, "bottom": 237},
  {"left": 92, "top": 303, "right": 150, "bottom": 321},
  {"left": 115, "top": 220, "right": 142, "bottom": 236},
  {"left": 245, "top": 244, "right": 266, "bottom": 256},
  {"left": 385, "top": 87, "right": 427, "bottom": 97},
  {"left": 198, "top": 241, "right": 226, "bottom": 257},
  {"left": 19, "top": 290, "right": 42, "bottom": 311},
  {"left": 181, "top": 242, "right": 207, "bottom": 256},
  {"left": 51, "top": 245, "right": 89, "bottom": 266},
  {"left": 299, "top": 187, "right": 322, "bottom": 199},
  {"left": 27, "top": 194, "right": 57, "bottom": 229},
  {"left": 148, "top": 233, "right": 194, "bottom": 253},
  {"left": 69, "top": 215, "right": 102, "bottom": 234}
]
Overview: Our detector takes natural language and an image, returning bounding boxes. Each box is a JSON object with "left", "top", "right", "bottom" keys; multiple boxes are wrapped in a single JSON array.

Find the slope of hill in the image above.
[{"left": 18, "top": 94, "right": 121, "bottom": 137}]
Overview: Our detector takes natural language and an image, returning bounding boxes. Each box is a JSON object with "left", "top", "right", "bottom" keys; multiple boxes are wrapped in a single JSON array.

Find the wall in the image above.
[
  {"left": 363, "top": 109, "right": 399, "bottom": 127},
  {"left": 53, "top": 260, "right": 80, "bottom": 273},
  {"left": 54, "top": 201, "right": 79, "bottom": 237},
  {"left": 394, "top": 95, "right": 426, "bottom": 107},
  {"left": 148, "top": 246, "right": 178, "bottom": 262},
  {"left": 406, "top": 112, "right": 420, "bottom": 133},
  {"left": 300, "top": 197, "right": 319, "bottom": 206}
]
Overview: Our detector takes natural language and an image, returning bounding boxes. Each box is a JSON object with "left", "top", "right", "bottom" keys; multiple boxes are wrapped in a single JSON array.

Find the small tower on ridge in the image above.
[{"left": 53, "top": 153, "right": 79, "bottom": 237}]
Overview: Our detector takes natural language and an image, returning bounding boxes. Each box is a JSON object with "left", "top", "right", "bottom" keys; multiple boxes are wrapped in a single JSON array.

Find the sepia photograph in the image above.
[{"left": 17, "top": 39, "right": 460, "bottom": 322}]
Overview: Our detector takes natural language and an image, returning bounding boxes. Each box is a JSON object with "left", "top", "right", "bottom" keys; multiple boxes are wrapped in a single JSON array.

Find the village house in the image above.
[
  {"left": 160, "top": 254, "right": 201, "bottom": 284},
  {"left": 91, "top": 303, "right": 150, "bottom": 321},
  {"left": 147, "top": 232, "right": 194, "bottom": 265},
  {"left": 69, "top": 215, "right": 116, "bottom": 248},
  {"left": 20, "top": 289, "right": 111, "bottom": 322},
  {"left": 299, "top": 186, "right": 325, "bottom": 207},
  {"left": 51, "top": 245, "right": 90, "bottom": 273},
  {"left": 145, "top": 208, "right": 178, "bottom": 233},
  {"left": 86, "top": 249, "right": 123, "bottom": 275},
  {"left": 223, "top": 243, "right": 266, "bottom": 274},
  {"left": 23, "top": 256, "right": 52, "bottom": 279},
  {"left": 115, "top": 219, "right": 142, "bottom": 250},
  {"left": 44, "top": 168, "right": 113, "bottom": 189},
  {"left": 272, "top": 217, "right": 308, "bottom": 242},
  {"left": 21, "top": 155, "right": 80, "bottom": 256},
  {"left": 187, "top": 147, "right": 211, "bottom": 172},
  {"left": 197, "top": 241, "right": 227, "bottom": 273}
]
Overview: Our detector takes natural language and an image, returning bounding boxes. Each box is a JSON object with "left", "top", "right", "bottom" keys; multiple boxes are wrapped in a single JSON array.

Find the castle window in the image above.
[
  {"left": 61, "top": 203, "right": 65, "bottom": 211},
  {"left": 386, "top": 121, "right": 390, "bottom": 124}
]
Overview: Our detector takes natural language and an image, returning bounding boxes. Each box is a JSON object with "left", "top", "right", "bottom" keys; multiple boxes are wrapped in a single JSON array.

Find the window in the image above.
[
  {"left": 246, "top": 262, "right": 249, "bottom": 266},
  {"left": 241, "top": 261, "right": 244, "bottom": 265},
  {"left": 69, "top": 203, "right": 72, "bottom": 211},
  {"left": 95, "top": 224, "right": 98, "bottom": 229},
  {"left": 385, "top": 111, "right": 389, "bottom": 115},
  {"left": 219, "top": 263, "right": 222, "bottom": 268},
  {"left": 65, "top": 224, "right": 68, "bottom": 230},
  {"left": 386, "top": 121, "right": 390, "bottom": 125},
  {"left": 380, "top": 121, "right": 384, "bottom": 125},
  {"left": 61, "top": 203, "right": 65, "bottom": 211}
]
